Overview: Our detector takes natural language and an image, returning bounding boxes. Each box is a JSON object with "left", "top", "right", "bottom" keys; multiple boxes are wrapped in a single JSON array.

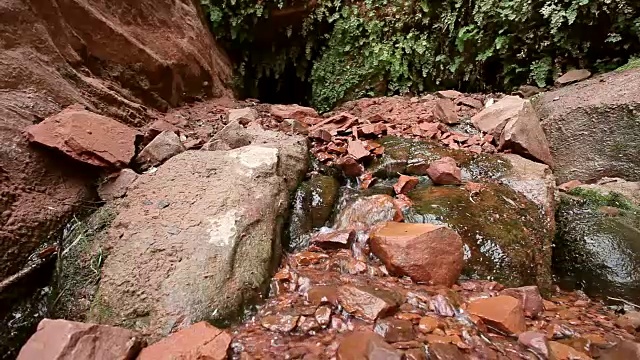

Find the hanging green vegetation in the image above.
[{"left": 201, "top": 0, "right": 640, "bottom": 112}]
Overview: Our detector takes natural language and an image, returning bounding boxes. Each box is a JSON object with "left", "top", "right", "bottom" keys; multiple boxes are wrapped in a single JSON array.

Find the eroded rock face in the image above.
[
  {"left": 537, "top": 69, "right": 640, "bottom": 183},
  {"left": 17, "top": 318, "right": 143, "bottom": 360},
  {"left": 90, "top": 131, "right": 307, "bottom": 340},
  {"left": 0, "top": 0, "right": 231, "bottom": 299}
]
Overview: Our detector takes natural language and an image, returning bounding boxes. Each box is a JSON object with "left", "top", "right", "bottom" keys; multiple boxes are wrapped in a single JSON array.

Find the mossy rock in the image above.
[
  {"left": 367, "top": 136, "right": 511, "bottom": 180},
  {"left": 405, "top": 183, "right": 552, "bottom": 290},
  {"left": 553, "top": 193, "right": 640, "bottom": 299},
  {"left": 287, "top": 174, "right": 341, "bottom": 250}
]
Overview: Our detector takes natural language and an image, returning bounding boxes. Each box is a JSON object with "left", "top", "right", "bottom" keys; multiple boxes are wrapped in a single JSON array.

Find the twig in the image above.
[
  {"left": 608, "top": 296, "right": 640, "bottom": 309},
  {"left": 0, "top": 255, "right": 55, "bottom": 293}
]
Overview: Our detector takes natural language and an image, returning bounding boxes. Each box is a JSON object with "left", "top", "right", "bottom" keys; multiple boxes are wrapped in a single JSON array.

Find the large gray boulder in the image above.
[
  {"left": 89, "top": 131, "right": 307, "bottom": 340},
  {"left": 536, "top": 69, "right": 640, "bottom": 183}
]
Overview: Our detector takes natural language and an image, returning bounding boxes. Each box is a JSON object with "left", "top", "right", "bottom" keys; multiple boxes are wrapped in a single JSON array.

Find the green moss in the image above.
[
  {"left": 51, "top": 206, "right": 116, "bottom": 321},
  {"left": 568, "top": 188, "right": 635, "bottom": 210},
  {"left": 367, "top": 136, "right": 511, "bottom": 180},
  {"left": 406, "top": 183, "right": 552, "bottom": 290},
  {"left": 616, "top": 57, "right": 640, "bottom": 72}
]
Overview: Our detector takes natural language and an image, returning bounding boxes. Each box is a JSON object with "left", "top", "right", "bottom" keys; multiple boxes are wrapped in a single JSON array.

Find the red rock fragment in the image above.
[
  {"left": 370, "top": 222, "right": 464, "bottom": 286},
  {"left": 500, "top": 286, "right": 544, "bottom": 318},
  {"left": 315, "top": 306, "right": 332, "bottom": 326},
  {"left": 294, "top": 251, "right": 329, "bottom": 266},
  {"left": 547, "top": 341, "right": 590, "bottom": 359},
  {"left": 427, "top": 343, "right": 466, "bottom": 360},
  {"left": 337, "top": 284, "right": 401, "bottom": 321},
  {"left": 336, "top": 156, "right": 365, "bottom": 177},
  {"left": 360, "top": 172, "right": 377, "bottom": 189},
  {"left": 456, "top": 96, "right": 483, "bottom": 109},
  {"left": 327, "top": 142, "right": 347, "bottom": 154},
  {"left": 374, "top": 318, "right": 416, "bottom": 342},
  {"left": 309, "top": 128, "right": 333, "bottom": 142},
  {"left": 467, "top": 295, "right": 527, "bottom": 335},
  {"left": 307, "top": 285, "right": 339, "bottom": 306},
  {"left": 393, "top": 175, "right": 420, "bottom": 195},
  {"left": 138, "top": 322, "right": 230, "bottom": 360},
  {"left": 518, "top": 331, "right": 549, "bottom": 358},
  {"left": 270, "top": 104, "right": 318, "bottom": 121},
  {"left": 436, "top": 90, "right": 463, "bottom": 99},
  {"left": 17, "top": 319, "right": 143, "bottom": 360},
  {"left": 347, "top": 139, "right": 371, "bottom": 160},
  {"left": 434, "top": 99, "right": 459, "bottom": 124},
  {"left": 98, "top": 168, "right": 139, "bottom": 201},
  {"left": 418, "top": 317, "right": 439, "bottom": 334},
  {"left": 336, "top": 331, "right": 401, "bottom": 360},
  {"left": 25, "top": 105, "right": 139, "bottom": 169},
  {"left": 426, "top": 157, "right": 462, "bottom": 185},
  {"left": 143, "top": 119, "right": 181, "bottom": 145},
  {"left": 310, "top": 230, "right": 355, "bottom": 249},
  {"left": 261, "top": 314, "right": 300, "bottom": 333},
  {"left": 558, "top": 180, "right": 583, "bottom": 192}
]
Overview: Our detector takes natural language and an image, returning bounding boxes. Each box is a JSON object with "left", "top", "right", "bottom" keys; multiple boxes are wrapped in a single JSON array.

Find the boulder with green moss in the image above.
[
  {"left": 405, "top": 183, "right": 553, "bottom": 290},
  {"left": 553, "top": 185, "right": 640, "bottom": 299}
]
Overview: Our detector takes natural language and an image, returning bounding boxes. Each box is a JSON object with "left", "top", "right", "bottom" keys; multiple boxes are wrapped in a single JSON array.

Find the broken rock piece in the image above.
[
  {"left": 467, "top": 295, "right": 527, "bottom": 335},
  {"left": 426, "top": 157, "right": 462, "bottom": 185},
  {"left": 138, "top": 322, "right": 231, "bottom": 360},
  {"left": 135, "top": 131, "right": 186, "bottom": 170}
]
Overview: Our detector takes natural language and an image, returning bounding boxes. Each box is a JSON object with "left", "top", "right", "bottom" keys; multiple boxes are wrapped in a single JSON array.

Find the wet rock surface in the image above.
[
  {"left": 554, "top": 188, "right": 640, "bottom": 299},
  {"left": 537, "top": 69, "right": 640, "bottom": 183},
  {"left": 89, "top": 130, "right": 308, "bottom": 340},
  {"left": 17, "top": 319, "right": 143, "bottom": 360},
  {"left": 138, "top": 322, "right": 231, "bottom": 360}
]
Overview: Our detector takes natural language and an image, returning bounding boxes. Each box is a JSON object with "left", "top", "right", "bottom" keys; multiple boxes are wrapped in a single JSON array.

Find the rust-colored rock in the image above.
[
  {"left": 98, "top": 169, "right": 139, "bottom": 201},
  {"left": 270, "top": 104, "right": 319, "bottom": 121},
  {"left": 307, "top": 285, "right": 339, "bottom": 306},
  {"left": 500, "top": 286, "right": 544, "bottom": 318},
  {"left": 334, "top": 194, "right": 403, "bottom": 230},
  {"left": 370, "top": 222, "right": 463, "bottom": 286},
  {"left": 336, "top": 330, "right": 401, "bottom": 360},
  {"left": 17, "top": 319, "right": 142, "bottom": 360},
  {"left": 138, "top": 322, "right": 231, "bottom": 360},
  {"left": 347, "top": 139, "right": 371, "bottom": 160},
  {"left": 457, "top": 96, "right": 483, "bottom": 109},
  {"left": 309, "top": 129, "right": 332, "bottom": 142},
  {"left": 599, "top": 340, "right": 640, "bottom": 359},
  {"left": 135, "top": 131, "right": 186, "bottom": 170},
  {"left": 436, "top": 90, "right": 463, "bottom": 99},
  {"left": 229, "top": 108, "right": 259, "bottom": 124},
  {"left": 25, "top": 105, "right": 138, "bottom": 169},
  {"left": 426, "top": 157, "right": 462, "bottom": 185},
  {"left": 467, "top": 295, "right": 527, "bottom": 335},
  {"left": 434, "top": 99, "right": 459, "bottom": 125},
  {"left": 547, "top": 341, "right": 590, "bottom": 360},
  {"left": 337, "top": 284, "right": 401, "bottom": 321},
  {"left": 558, "top": 179, "right": 583, "bottom": 192},
  {"left": 261, "top": 315, "right": 300, "bottom": 333},
  {"left": 616, "top": 311, "right": 640, "bottom": 333},
  {"left": 336, "top": 156, "right": 365, "bottom": 177},
  {"left": 374, "top": 318, "right": 416, "bottom": 342},
  {"left": 143, "top": 119, "right": 181, "bottom": 146},
  {"left": 310, "top": 230, "right": 355, "bottom": 249},
  {"left": 418, "top": 317, "right": 439, "bottom": 334},
  {"left": 518, "top": 331, "right": 549, "bottom": 358},
  {"left": 393, "top": 175, "right": 420, "bottom": 195},
  {"left": 556, "top": 69, "right": 591, "bottom": 85},
  {"left": 472, "top": 96, "right": 553, "bottom": 166},
  {"left": 428, "top": 343, "right": 468, "bottom": 360}
]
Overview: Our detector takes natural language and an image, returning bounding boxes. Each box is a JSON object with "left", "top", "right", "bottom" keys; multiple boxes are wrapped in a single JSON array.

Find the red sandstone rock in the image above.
[
  {"left": 426, "top": 157, "right": 462, "bottom": 185},
  {"left": 436, "top": 90, "right": 463, "bottom": 99},
  {"left": 135, "top": 131, "right": 186, "bottom": 170},
  {"left": 138, "top": 322, "right": 231, "bottom": 360},
  {"left": 427, "top": 343, "right": 467, "bottom": 359},
  {"left": 25, "top": 105, "right": 138, "bottom": 168},
  {"left": 337, "top": 284, "right": 401, "bottom": 321},
  {"left": 309, "top": 129, "right": 332, "bottom": 142},
  {"left": 310, "top": 229, "right": 355, "bottom": 249},
  {"left": 347, "top": 139, "right": 371, "bottom": 160},
  {"left": 97, "top": 168, "right": 139, "bottom": 201},
  {"left": 418, "top": 317, "right": 439, "bottom": 334},
  {"left": 374, "top": 318, "right": 416, "bottom": 342},
  {"left": 370, "top": 222, "right": 463, "bottom": 286},
  {"left": 143, "top": 119, "right": 181, "bottom": 146},
  {"left": 556, "top": 69, "right": 591, "bottom": 85},
  {"left": 558, "top": 179, "right": 583, "bottom": 192},
  {"left": 547, "top": 341, "right": 590, "bottom": 359},
  {"left": 17, "top": 318, "right": 142, "bottom": 360},
  {"left": 518, "top": 331, "right": 549, "bottom": 358},
  {"left": 393, "top": 175, "right": 420, "bottom": 195},
  {"left": 336, "top": 156, "right": 365, "bottom": 177},
  {"left": 434, "top": 99, "right": 459, "bottom": 125},
  {"left": 270, "top": 104, "right": 319, "bottom": 121},
  {"left": 261, "top": 315, "right": 300, "bottom": 333},
  {"left": 467, "top": 295, "right": 527, "bottom": 335},
  {"left": 228, "top": 108, "right": 258, "bottom": 124},
  {"left": 457, "top": 96, "right": 483, "bottom": 109},
  {"left": 306, "top": 285, "right": 339, "bottom": 306},
  {"left": 336, "top": 330, "right": 401, "bottom": 360},
  {"left": 500, "top": 286, "right": 544, "bottom": 318}
]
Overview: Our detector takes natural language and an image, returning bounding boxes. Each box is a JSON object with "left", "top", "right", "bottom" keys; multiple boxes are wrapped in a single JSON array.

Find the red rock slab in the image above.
[
  {"left": 347, "top": 139, "right": 371, "bottom": 160},
  {"left": 336, "top": 330, "right": 402, "bottom": 360},
  {"left": 467, "top": 295, "right": 527, "bottom": 335},
  {"left": 433, "top": 99, "right": 459, "bottom": 125},
  {"left": 337, "top": 284, "right": 402, "bottom": 321},
  {"left": 25, "top": 105, "right": 138, "bottom": 169},
  {"left": 270, "top": 104, "right": 318, "bottom": 121},
  {"left": 138, "top": 322, "right": 231, "bottom": 360},
  {"left": 426, "top": 157, "right": 462, "bottom": 185},
  {"left": 370, "top": 222, "right": 463, "bottom": 286},
  {"left": 17, "top": 318, "right": 142, "bottom": 360},
  {"left": 393, "top": 175, "right": 420, "bottom": 195}
]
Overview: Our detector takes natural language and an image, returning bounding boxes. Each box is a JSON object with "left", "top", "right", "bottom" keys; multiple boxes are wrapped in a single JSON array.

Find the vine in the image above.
[{"left": 201, "top": 0, "right": 640, "bottom": 112}]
